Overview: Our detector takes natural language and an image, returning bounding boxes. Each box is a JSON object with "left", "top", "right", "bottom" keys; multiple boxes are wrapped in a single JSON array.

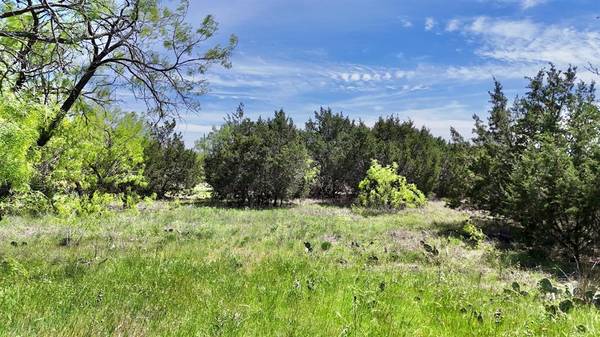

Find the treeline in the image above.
[
  {"left": 1, "top": 95, "right": 452, "bottom": 213},
  {"left": 201, "top": 105, "right": 448, "bottom": 206}
]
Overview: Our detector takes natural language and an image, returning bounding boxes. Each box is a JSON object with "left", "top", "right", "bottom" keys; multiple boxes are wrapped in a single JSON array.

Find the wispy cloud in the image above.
[
  {"left": 520, "top": 0, "right": 547, "bottom": 9},
  {"left": 399, "top": 18, "right": 413, "bottom": 28},
  {"left": 457, "top": 16, "right": 600, "bottom": 73},
  {"left": 491, "top": 0, "right": 547, "bottom": 10},
  {"left": 446, "top": 19, "right": 461, "bottom": 32},
  {"left": 425, "top": 17, "right": 436, "bottom": 31},
  {"left": 468, "top": 17, "right": 539, "bottom": 39},
  {"left": 191, "top": 15, "right": 599, "bottom": 140}
]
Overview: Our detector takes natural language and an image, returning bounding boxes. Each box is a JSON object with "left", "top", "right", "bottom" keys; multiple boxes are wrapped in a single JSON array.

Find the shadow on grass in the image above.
[
  {"left": 190, "top": 196, "right": 358, "bottom": 211},
  {"left": 184, "top": 198, "right": 297, "bottom": 211},
  {"left": 315, "top": 196, "right": 356, "bottom": 208},
  {"left": 433, "top": 216, "right": 578, "bottom": 278}
]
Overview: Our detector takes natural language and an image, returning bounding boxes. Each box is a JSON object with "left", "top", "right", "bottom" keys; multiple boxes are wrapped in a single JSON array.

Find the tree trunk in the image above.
[
  {"left": 0, "top": 183, "right": 11, "bottom": 221},
  {"left": 36, "top": 63, "right": 100, "bottom": 147}
]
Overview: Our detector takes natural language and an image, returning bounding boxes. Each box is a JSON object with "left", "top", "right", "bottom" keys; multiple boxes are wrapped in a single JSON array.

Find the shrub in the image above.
[
  {"left": 0, "top": 95, "right": 49, "bottom": 193},
  {"left": 357, "top": 160, "right": 426, "bottom": 211},
  {"left": 462, "top": 221, "right": 486, "bottom": 248},
  {"left": 0, "top": 190, "right": 53, "bottom": 217},
  {"left": 0, "top": 95, "right": 54, "bottom": 219},
  {"left": 37, "top": 109, "right": 147, "bottom": 198}
]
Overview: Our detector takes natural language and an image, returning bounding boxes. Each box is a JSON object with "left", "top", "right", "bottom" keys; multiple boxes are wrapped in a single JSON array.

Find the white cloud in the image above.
[
  {"left": 186, "top": 16, "right": 600, "bottom": 144},
  {"left": 425, "top": 17, "right": 436, "bottom": 31},
  {"left": 400, "top": 18, "right": 413, "bottom": 28},
  {"left": 444, "top": 63, "right": 539, "bottom": 80},
  {"left": 461, "top": 17, "right": 600, "bottom": 70},
  {"left": 468, "top": 17, "right": 538, "bottom": 39},
  {"left": 520, "top": 0, "right": 546, "bottom": 9},
  {"left": 491, "top": 0, "right": 547, "bottom": 10},
  {"left": 446, "top": 19, "right": 461, "bottom": 32}
]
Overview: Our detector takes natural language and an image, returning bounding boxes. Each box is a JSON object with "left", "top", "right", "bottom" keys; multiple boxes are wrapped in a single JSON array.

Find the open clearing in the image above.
[{"left": 1, "top": 201, "right": 598, "bottom": 336}]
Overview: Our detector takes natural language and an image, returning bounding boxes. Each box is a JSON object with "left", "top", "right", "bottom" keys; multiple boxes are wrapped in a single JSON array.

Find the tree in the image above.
[
  {"left": 469, "top": 80, "right": 514, "bottom": 213},
  {"left": 470, "top": 66, "right": 600, "bottom": 267},
  {"left": 437, "top": 127, "right": 473, "bottom": 207},
  {"left": 0, "top": 0, "right": 237, "bottom": 146},
  {"left": 204, "top": 105, "right": 310, "bottom": 206},
  {"left": 304, "top": 107, "right": 374, "bottom": 198},
  {"left": 0, "top": 93, "right": 50, "bottom": 218},
  {"left": 266, "top": 110, "right": 313, "bottom": 203},
  {"left": 509, "top": 134, "right": 599, "bottom": 267},
  {"left": 35, "top": 108, "right": 147, "bottom": 198},
  {"left": 143, "top": 120, "right": 202, "bottom": 198},
  {"left": 371, "top": 116, "right": 445, "bottom": 195}
]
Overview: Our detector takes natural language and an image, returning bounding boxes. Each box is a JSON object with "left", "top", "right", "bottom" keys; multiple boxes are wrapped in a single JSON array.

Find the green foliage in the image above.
[
  {"left": 143, "top": 120, "right": 202, "bottom": 198},
  {"left": 438, "top": 128, "right": 474, "bottom": 207},
  {"left": 204, "top": 105, "right": 310, "bottom": 206},
  {"left": 0, "top": 190, "right": 53, "bottom": 217},
  {"left": 371, "top": 117, "right": 446, "bottom": 195},
  {"left": 52, "top": 192, "right": 118, "bottom": 217},
  {"left": 461, "top": 221, "right": 486, "bottom": 248},
  {"left": 468, "top": 66, "right": 600, "bottom": 265},
  {"left": 0, "top": 94, "right": 50, "bottom": 191},
  {"left": 469, "top": 80, "right": 514, "bottom": 213},
  {"left": 357, "top": 160, "right": 426, "bottom": 211},
  {"left": 39, "top": 109, "right": 147, "bottom": 198},
  {"left": 1, "top": 0, "right": 237, "bottom": 147},
  {"left": 304, "top": 108, "right": 375, "bottom": 198}
]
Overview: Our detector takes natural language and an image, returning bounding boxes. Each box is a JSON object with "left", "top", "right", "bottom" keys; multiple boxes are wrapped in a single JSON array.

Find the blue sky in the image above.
[{"left": 172, "top": 0, "right": 600, "bottom": 145}]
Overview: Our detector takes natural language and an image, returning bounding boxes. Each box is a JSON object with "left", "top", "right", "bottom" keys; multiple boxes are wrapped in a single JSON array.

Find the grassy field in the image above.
[{"left": 0, "top": 201, "right": 598, "bottom": 336}]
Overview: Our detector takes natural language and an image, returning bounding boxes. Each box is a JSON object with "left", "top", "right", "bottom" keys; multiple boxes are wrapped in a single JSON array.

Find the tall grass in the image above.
[{"left": 0, "top": 202, "right": 598, "bottom": 336}]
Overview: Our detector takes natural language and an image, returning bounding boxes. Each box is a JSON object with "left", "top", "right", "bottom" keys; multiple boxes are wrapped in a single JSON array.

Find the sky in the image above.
[{"left": 170, "top": 0, "right": 600, "bottom": 145}]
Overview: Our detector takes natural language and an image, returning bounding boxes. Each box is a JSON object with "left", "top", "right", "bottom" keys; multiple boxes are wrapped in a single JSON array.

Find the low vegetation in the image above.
[{"left": 1, "top": 201, "right": 598, "bottom": 336}]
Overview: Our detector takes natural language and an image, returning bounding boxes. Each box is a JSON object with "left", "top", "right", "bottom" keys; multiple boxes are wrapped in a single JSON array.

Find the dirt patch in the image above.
[{"left": 388, "top": 229, "right": 428, "bottom": 251}]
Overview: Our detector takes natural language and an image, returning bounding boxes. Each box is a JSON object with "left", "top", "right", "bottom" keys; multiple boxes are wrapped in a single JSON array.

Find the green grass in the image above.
[{"left": 0, "top": 201, "right": 598, "bottom": 336}]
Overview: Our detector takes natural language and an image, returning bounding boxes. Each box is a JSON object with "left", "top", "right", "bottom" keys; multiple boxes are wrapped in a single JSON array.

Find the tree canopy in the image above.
[
  {"left": 204, "top": 105, "right": 310, "bottom": 206},
  {"left": 461, "top": 66, "right": 600, "bottom": 266},
  {"left": 0, "top": 0, "right": 237, "bottom": 146}
]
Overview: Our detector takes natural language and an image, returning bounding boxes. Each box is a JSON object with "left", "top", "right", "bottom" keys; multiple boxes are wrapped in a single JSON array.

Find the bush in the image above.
[
  {"left": 0, "top": 95, "right": 49, "bottom": 193},
  {"left": 0, "top": 190, "right": 53, "bottom": 217},
  {"left": 357, "top": 160, "right": 426, "bottom": 211},
  {"left": 52, "top": 192, "right": 117, "bottom": 217},
  {"left": 461, "top": 221, "right": 486, "bottom": 248}
]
